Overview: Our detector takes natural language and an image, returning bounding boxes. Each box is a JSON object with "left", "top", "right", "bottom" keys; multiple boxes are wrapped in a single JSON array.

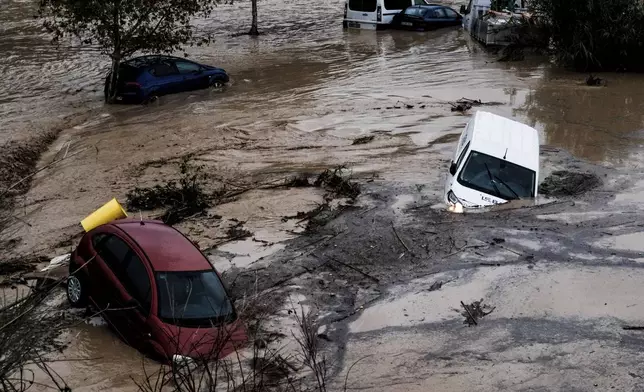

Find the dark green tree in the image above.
[
  {"left": 38, "top": 0, "right": 218, "bottom": 102},
  {"left": 531, "top": 0, "right": 644, "bottom": 71}
]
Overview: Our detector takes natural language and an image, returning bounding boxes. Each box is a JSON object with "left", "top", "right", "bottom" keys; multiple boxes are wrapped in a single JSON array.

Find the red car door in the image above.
[
  {"left": 90, "top": 231, "right": 151, "bottom": 347},
  {"left": 114, "top": 236, "right": 155, "bottom": 349}
]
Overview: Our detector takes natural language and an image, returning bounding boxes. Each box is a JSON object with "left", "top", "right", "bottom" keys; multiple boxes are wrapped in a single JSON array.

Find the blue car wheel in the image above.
[{"left": 209, "top": 76, "right": 226, "bottom": 88}]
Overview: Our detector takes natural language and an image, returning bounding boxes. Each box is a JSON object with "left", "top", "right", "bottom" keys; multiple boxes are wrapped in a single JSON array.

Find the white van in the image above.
[
  {"left": 460, "top": 0, "right": 526, "bottom": 45},
  {"left": 444, "top": 111, "right": 539, "bottom": 210},
  {"left": 343, "top": 0, "right": 429, "bottom": 30}
]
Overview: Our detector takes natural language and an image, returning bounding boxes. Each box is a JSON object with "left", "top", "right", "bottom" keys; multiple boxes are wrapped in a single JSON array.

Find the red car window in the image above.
[
  {"left": 96, "top": 235, "right": 130, "bottom": 273},
  {"left": 91, "top": 233, "right": 108, "bottom": 249},
  {"left": 124, "top": 253, "right": 152, "bottom": 313},
  {"left": 95, "top": 233, "right": 152, "bottom": 313}
]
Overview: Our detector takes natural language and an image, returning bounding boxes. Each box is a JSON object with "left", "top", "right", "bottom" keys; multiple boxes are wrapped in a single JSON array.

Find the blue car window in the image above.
[
  {"left": 175, "top": 61, "right": 201, "bottom": 75},
  {"left": 404, "top": 7, "right": 417, "bottom": 15},
  {"left": 444, "top": 7, "right": 458, "bottom": 18},
  {"left": 150, "top": 61, "right": 178, "bottom": 77}
]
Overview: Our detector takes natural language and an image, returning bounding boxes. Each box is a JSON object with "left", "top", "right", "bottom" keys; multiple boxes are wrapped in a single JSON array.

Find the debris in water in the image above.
[
  {"left": 448, "top": 98, "right": 504, "bottom": 112},
  {"left": 0, "top": 255, "right": 44, "bottom": 277},
  {"left": 428, "top": 281, "right": 444, "bottom": 291},
  {"left": 450, "top": 102, "right": 472, "bottom": 113},
  {"left": 586, "top": 74, "right": 604, "bottom": 86},
  {"left": 314, "top": 166, "right": 360, "bottom": 199},
  {"left": 459, "top": 98, "right": 482, "bottom": 105},
  {"left": 40, "top": 253, "right": 70, "bottom": 272},
  {"left": 250, "top": 354, "right": 297, "bottom": 383},
  {"left": 282, "top": 204, "right": 325, "bottom": 223},
  {"left": 427, "top": 133, "right": 461, "bottom": 148},
  {"left": 491, "top": 238, "right": 505, "bottom": 245},
  {"left": 226, "top": 221, "right": 252, "bottom": 240},
  {"left": 352, "top": 135, "right": 375, "bottom": 145},
  {"left": 285, "top": 174, "right": 312, "bottom": 187},
  {"left": 460, "top": 299, "right": 495, "bottom": 326},
  {"left": 539, "top": 170, "right": 601, "bottom": 196},
  {"left": 317, "top": 333, "right": 332, "bottom": 342},
  {"left": 623, "top": 326, "right": 644, "bottom": 331}
]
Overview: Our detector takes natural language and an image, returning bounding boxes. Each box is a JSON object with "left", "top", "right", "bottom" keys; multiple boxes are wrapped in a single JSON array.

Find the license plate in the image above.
[
  {"left": 348, "top": 21, "right": 360, "bottom": 28},
  {"left": 402, "top": 21, "right": 413, "bottom": 26}
]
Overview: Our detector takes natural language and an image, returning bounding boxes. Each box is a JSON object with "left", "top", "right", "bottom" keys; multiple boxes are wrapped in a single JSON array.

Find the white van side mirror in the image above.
[{"left": 449, "top": 161, "right": 457, "bottom": 175}]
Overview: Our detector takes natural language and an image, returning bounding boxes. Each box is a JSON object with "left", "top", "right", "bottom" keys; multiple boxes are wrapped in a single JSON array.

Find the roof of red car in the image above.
[{"left": 112, "top": 220, "right": 212, "bottom": 272}]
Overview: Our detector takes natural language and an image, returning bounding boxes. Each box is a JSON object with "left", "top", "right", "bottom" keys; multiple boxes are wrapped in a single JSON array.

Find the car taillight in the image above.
[
  {"left": 377, "top": 6, "right": 382, "bottom": 21},
  {"left": 344, "top": 2, "right": 348, "bottom": 18}
]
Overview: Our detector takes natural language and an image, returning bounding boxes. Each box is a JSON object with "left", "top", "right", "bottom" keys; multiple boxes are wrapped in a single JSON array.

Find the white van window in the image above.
[
  {"left": 384, "top": 0, "right": 412, "bottom": 11},
  {"left": 458, "top": 151, "right": 536, "bottom": 199},
  {"left": 349, "top": 0, "right": 377, "bottom": 11},
  {"left": 413, "top": 0, "right": 427, "bottom": 4},
  {"left": 455, "top": 142, "right": 470, "bottom": 169}
]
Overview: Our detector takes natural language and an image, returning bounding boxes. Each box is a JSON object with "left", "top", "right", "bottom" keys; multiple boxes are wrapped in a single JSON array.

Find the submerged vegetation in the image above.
[
  {"left": 539, "top": 170, "right": 601, "bottom": 197},
  {"left": 531, "top": 0, "right": 644, "bottom": 71},
  {"left": 127, "top": 159, "right": 214, "bottom": 225}
]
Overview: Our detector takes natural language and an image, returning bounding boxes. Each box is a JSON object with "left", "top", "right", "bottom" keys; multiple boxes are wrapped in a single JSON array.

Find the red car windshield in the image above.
[{"left": 156, "top": 271, "right": 234, "bottom": 327}]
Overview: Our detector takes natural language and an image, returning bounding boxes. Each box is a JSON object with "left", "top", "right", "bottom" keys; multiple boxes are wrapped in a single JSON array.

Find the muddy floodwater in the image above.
[{"left": 4, "top": 0, "right": 644, "bottom": 389}]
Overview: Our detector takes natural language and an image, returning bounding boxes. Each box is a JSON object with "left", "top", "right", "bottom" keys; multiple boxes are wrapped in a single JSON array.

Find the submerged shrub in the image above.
[{"left": 127, "top": 159, "right": 212, "bottom": 225}]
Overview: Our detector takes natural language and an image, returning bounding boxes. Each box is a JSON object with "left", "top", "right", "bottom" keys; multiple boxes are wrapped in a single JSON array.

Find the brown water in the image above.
[
  {"left": 4, "top": 0, "right": 644, "bottom": 161},
  {"left": 4, "top": 0, "right": 644, "bottom": 389}
]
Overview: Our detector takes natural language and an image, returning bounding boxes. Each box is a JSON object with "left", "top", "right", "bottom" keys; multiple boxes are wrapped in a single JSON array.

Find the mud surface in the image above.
[
  {"left": 540, "top": 170, "right": 602, "bottom": 196},
  {"left": 4, "top": 0, "right": 644, "bottom": 389}
]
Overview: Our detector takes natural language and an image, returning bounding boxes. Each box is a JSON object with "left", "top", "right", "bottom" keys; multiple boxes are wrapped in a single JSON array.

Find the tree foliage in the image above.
[
  {"left": 38, "top": 0, "right": 218, "bottom": 101},
  {"left": 531, "top": 0, "right": 644, "bottom": 71}
]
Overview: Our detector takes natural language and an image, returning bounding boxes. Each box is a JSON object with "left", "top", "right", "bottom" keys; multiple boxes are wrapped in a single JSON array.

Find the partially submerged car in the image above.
[
  {"left": 67, "top": 219, "right": 245, "bottom": 362},
  {"left": 461, "top": 0, "right": 529, "bottom": 46},
  {"left": 444, "top": 111, "right": 539, "bottom": 210},
  {"left": 391, "top": 5, "right": 462, "bottom": 31},
  {"left": 104, "top": 55, "right": 229, "bottom": 104},
  {"left": 343, "top": 0, "right": 430, "bottom": 30}
]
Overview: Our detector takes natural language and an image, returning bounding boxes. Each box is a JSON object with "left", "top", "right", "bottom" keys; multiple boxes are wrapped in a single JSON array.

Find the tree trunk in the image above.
[
  {"left": 249, "top": 0, "right": 259, "bottom": 35},
  {"left": 107, "top": 0, "right": 121, "bottom": 104},
  {"left": 106, "top": 57, "right": 121, "bottom": 103}
]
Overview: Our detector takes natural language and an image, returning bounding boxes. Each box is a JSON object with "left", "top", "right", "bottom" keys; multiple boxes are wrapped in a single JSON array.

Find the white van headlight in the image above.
[{"left": 447, "top": 191, "right": 459, "bottom": 204}]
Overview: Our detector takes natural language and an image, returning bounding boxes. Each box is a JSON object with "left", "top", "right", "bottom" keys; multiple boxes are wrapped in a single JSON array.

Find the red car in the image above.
[{"left": 67, "top": 219, "right": 246, "bottom": 362}]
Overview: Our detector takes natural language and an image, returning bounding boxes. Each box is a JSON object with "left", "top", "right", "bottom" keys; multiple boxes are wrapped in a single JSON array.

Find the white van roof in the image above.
[{"left": 469, "top": 111, "right": 539, "bottom": 171}]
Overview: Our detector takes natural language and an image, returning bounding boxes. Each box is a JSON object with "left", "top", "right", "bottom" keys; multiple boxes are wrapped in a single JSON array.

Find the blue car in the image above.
[
  {"left": 104, "top": 55, "right": 229, "bottom": 104},
  {"left": 391, "top": 5, "right": 462, "bottom": 31}
]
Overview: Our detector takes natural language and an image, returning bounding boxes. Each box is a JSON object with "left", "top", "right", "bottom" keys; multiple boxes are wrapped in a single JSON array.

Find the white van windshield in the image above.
[{"left": 457, "top": 150, "right": 535, "bottom": 200}]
